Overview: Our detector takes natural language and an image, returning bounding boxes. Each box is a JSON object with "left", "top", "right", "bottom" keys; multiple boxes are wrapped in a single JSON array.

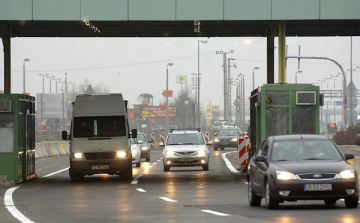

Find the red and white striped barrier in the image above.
[
  {"left": 160, "top": 132, "right": 165, "bottom": 145},
  {"left": 238, "top": 133, "right": 250, "bottom": 167},
  {"left": 204, "top": 132, "right": 210, "bottom": 143},
  {"left": 150, "top": 132, "right": 155, "bottom": 149}
]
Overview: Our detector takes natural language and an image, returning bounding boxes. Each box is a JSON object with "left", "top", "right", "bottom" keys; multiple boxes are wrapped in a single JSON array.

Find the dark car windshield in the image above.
[
  {"left": 166, "top": 133, "right": 205, "bottom": 145},
  {"left": 271, "top": 139, "right": 343, "bottom": 162},
  {"left": 218, "top": 129, "right": 240, "bottom": 136}
]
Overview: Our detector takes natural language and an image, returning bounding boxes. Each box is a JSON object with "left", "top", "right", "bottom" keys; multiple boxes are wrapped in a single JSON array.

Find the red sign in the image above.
[
  {"left": 162, "top": 90, "right": 173, "bottom": 97},
  {"left": 141, "top": 106, "right": 177, "bottom": 118}
]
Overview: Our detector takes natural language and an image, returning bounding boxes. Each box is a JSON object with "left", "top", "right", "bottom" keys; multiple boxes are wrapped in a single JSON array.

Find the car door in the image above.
[{"left": 252, "top": 139, "right": 270, "bottom": 195}]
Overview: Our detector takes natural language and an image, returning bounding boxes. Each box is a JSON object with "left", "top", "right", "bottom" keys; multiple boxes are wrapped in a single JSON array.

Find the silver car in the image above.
[
  {"left": 137, "top": 132, "right": 152, "bottom": 161},
  {"left": 130, "top": 138, "right": 141, "bottom": 167},
  {"left": 161, "top": 129, "right": 210, "bottom": 172}
]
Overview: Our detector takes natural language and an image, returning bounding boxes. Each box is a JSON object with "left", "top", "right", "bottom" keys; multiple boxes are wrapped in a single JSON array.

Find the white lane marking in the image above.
[
  {"left": 136, "top": 188, "right": 147, "bottom": 192},
  {"left": 152, "top": 162, "right": 157, "bottom": 164},
  {"left": 40, "top": 167, "right": 69, "bottom": 178},
  {"left": 131, "top": 180, "right": 138, "bottom": 184},
  {"left": 339, "top": 199, "right": 360, "bottom": 203},
  {"left": 202, "top": 210, "right": 230, "bottom": 216},
  {"left": 222, "top": 152, "right": 239, "bottom": 173},
  {"left": 159, "top": 197, "right": 177, "bottom": 202},
  {"left": 4, "top": 186, "right": 35, "bottom": 223}
]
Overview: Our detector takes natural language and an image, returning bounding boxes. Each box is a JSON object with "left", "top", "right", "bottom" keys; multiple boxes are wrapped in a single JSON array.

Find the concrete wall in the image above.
[{"left": 35, "top": 141, "right": 69, "bottom": 159}]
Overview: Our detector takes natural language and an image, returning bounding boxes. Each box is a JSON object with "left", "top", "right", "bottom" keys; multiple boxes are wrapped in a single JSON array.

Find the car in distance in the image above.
[
  {"left": 130, "top": 138, "right": 141, "bottom": 167},
  {"left": 137, "top": 132, "right": 152, "bottom": 161},
  {"left": 213, "top": 128, "right": 242, "bottom": 151},
  {"left": 211, "top": 120, "right": 232, "bottom": 136},
  {"left": 248, "top": 134, "right": 358, "bottom": 209},
  {"left": 161, "top": 129, "right": 210, "bottom": 172}
]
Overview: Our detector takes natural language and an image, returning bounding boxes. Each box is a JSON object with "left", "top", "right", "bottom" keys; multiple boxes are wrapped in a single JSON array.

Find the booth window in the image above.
[
  {"left": 292, "top": 108, "right": 316, "bottom": 134},
  {"left": 0, "top": 114, "right": 14, "bottom": 152},
  {"left": 265, "top": 108, "right": 289, "bottom": 137}
]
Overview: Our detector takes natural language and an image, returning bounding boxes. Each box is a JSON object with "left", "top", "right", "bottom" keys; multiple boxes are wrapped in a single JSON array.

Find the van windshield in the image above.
[{"left": 74, "top": 116, "right": 126, "bottom": 138}]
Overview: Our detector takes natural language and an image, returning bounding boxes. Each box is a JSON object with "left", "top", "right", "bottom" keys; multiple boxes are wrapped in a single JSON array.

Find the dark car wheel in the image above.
[
  {"left": 265, "top": 180, "right": 279, "bottom": 209},
  {"left": 345, "top": 193, "right": 359, "bottom": 208},
  {"left": 248, "top": 179, "right": 261, "bottom": 206},
  {"left": 324, "top": 199, "right": 337, "bottom": 205}
]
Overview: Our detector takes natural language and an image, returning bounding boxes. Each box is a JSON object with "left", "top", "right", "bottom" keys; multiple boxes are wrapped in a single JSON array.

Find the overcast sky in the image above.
[{"left": 0, "top": 36, "right": 359, "bottom": 109}]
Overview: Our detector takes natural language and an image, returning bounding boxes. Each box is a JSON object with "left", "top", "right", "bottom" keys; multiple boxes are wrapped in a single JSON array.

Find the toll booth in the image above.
[
  {"left": 0, "top": 94, "right": 36, "bottom": 183},
  {"left": 249, "top": 84, "right": 322, "bottom": 158}
]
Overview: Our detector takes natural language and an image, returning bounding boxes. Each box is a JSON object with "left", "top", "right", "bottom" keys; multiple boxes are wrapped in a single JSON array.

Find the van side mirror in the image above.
[
  {"left": 62, "top": 131, "right": 70, "bottom": 140},
  {"left": 131, "top": 129, "right": 137, "bottom": 138}
]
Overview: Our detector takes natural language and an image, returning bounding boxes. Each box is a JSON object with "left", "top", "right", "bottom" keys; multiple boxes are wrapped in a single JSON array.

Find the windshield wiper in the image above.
[
  {"left": 167, "top": 143, "right": 183, "bottom": 145},
  {"left": 303, "top": 158, "right": 329, "bottom": 160},
  {"left": 274, "top": 159, "right": 289, "bottom": 162}
]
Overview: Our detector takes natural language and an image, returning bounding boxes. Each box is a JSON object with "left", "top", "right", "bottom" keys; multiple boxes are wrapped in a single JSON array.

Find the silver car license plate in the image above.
[
  {"left": 304, "top": 184, "right": 332, "bottom": 191},
  {"left": 92, "top": 165, "right": 109, "bottom": 170},
  {"left": 179, "top": 158, "right": 193, "bottom": 162}
]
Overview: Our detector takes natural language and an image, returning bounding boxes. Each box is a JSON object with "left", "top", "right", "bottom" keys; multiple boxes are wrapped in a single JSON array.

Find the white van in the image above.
[{"left": 62, "top": 94, "right": 137, "bottom": 182}]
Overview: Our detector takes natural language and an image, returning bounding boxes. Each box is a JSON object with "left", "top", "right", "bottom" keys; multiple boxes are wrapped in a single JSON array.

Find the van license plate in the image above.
[
  {"left": 304, "top": 184, "right": 332, "bottom": 191},
  {"left": 92, "top": 165, "right": 109, "bottom": 170}
]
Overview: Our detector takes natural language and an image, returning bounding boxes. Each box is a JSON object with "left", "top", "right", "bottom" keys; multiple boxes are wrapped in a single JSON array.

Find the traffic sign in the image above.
[
  {"left": 162, "top": 90, "right": 173, "bottom": 97},
  {"left": 336, "top": 101, "right": 343, "bottom": 106},
  {"left": 347, "top": 97, "right": 358, "bottom": 109},
  {"left": 346, "top": 81, "right": 357, "bottom": 95},
  {"left": 347, "top": 109, "right": 358, "bottom": 123}
]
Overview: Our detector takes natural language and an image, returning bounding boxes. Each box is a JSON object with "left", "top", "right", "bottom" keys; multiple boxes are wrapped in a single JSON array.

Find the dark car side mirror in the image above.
[
  {"left": 255, "top": 155, "right": 266, "bottom": 162},
  {"left": 345, "top": 153, "right": 354, "bottom": 160},
  {"left": 62, "top": 131, "right": 70, "bottom": 140}
]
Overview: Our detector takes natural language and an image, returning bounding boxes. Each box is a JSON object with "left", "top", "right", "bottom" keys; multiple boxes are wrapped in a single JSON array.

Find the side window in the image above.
[{"left": 256, "top": 140, "right": 269, "bottom": 158}]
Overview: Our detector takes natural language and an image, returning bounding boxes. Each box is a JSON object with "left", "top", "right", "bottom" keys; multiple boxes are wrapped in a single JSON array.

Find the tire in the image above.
[
  {"left": 345, "top": 193, "right": 359, "bottom": 208},
  {"left": 203, "top": 163, "right": 209, "bottom": 171},
  {"left": 146, "top": 157, "right": 150, "bottom": 162},
  {"left": 324, "top": 199, "right": 337, "bottom": 205},
  {"left": 214, "top": 148, "right": 218, "bottom": 151},
  {"left": 221, "top": 148, "right": 224, "bottom": 151},
  {"left": 120, "top": 160, "right": 133, "bottom": 181},
  {"left": 136, "top": 160, "right": 141, "bottom": 168},
  {"left": 248, "top": 179, "right": 261, "bottom": 206},
  {"left": 164, "top": 164, "right": 170, "bottom": 172},
  {"left": 69, "top": 168, "right": 83, "bottom": 182},
  {"left": 265, "top": 180, "right": 279, "bottom": 209}
]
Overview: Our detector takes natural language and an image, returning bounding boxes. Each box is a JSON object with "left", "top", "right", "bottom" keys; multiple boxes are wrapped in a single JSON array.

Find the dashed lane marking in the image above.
[
  {"left": 202, "top": 210, "right": 230, "bottom": 216},
  {"left": 136, "top": 188, "right": 147, "bottom": 192},
  {"left": 159, "top": 197, "right": 177, "bottom": 202}
]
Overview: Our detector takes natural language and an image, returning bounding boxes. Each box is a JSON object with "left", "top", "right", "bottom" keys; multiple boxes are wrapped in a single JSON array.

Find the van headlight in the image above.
[
  {"left": 214, "top": 138, "right": 220, "bottom": 142},
  {"left": 336, "top": 169, "right": 355, "bottom": 179},
  {"left": 116, "top": 151, "right": 127, "bottom": 158},
  {"left": 74, "top": 153, "right": 83, "bottom": 159}
]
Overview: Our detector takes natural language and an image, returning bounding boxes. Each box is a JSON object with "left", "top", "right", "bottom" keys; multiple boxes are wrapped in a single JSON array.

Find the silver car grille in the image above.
[{"left": 174, "top": 151, "right": 197, "bottom": 156}]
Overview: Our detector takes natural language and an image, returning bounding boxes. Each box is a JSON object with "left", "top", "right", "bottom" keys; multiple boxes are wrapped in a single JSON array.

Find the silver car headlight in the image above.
[
  {"left": 165, "top": 150, "right": 175, "bottom": 156},
  {"left": 276, "top": 171, "right": 299, "bottom": 180},
  {"left": 231, "top": 138, "right": 237, "bottom": 142},
  {"left": 214, "top": 138, "right": 220, "bottom": 142},
  {"left": 141, "top": 146, "right": 149, "bottom": 150},
  {"left": 198, "top": 150, "right": 207, "bottom": 156},
  {"left": 336, "top": 169, "right": 355, "bottom": 179}
]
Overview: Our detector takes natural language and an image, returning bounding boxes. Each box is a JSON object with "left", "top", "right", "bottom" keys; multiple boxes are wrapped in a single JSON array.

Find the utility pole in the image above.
[{"left": 216, "top": 50, "right": 234, "bottom": 120}]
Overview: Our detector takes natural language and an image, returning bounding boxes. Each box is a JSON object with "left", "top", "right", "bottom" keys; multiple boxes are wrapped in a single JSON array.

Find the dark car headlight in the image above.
[
  {"left": 276, "top": 171, "right": 299, "bottom": 180},
  {"left": 336, "top": 169, "right": 355, "bottom": 179}
]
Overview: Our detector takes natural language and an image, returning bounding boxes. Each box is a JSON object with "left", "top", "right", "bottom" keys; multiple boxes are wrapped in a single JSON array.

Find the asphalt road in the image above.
[{"left": 1, "top": 147, "right": 360, "bottom": 223}]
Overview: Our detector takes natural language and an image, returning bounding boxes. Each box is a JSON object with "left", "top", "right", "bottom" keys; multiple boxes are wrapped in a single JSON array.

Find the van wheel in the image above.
[
  {"left": 136, "top": 161, "right": 141, "bottom": 168},
  {"left": 69, "top": 168, "right": 82, "bottom": 182},
  {"left": 146, "top": 157, "right": 150, "bottom": 162}
]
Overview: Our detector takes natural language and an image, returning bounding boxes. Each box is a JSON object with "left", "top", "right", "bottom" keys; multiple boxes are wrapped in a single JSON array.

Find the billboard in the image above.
[{"left": 141, "top": 106, "right": 177, "bottom": 117}]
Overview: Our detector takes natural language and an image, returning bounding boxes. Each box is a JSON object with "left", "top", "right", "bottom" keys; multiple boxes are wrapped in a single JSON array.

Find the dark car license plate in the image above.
[{"left": 304, "top": 184, "right": 332, "bottom": 191}]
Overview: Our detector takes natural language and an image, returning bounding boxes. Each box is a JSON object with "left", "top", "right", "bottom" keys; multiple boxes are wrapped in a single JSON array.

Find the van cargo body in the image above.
[{"left": 65, "top": 94, "right": 134, "bottom": 181}]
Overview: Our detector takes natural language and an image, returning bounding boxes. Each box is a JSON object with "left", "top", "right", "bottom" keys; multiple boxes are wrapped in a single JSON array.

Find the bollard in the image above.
[
  {"left": 160, "top": 132, "right": 165, "bottom": 145},
  {"left": 150, "top": 132, "right": 156, "bottom": 149},
  {"left": 205, "top": 132, "right": 210, "bottom": 143}
]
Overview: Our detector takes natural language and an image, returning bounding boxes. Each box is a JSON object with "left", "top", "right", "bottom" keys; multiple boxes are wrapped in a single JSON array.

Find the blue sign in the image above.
[{"left": 336, "top": 101, "right": 343, "bottom": 106}]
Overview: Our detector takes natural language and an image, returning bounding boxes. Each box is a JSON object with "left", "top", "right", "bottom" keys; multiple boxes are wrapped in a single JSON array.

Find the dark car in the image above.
[
  {"left": 248, "top": 134, "right": 358, "bottom": 209},
  {"left": 213, "top": 128, "right": 242, "bottom": 151},
  {"left": 137, "top": 132, "right": 153, "bottom": 161}
]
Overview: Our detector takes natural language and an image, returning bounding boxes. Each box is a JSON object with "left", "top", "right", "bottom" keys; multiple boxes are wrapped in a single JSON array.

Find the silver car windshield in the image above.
[
  {"left": 271, "top": 139, "right": 343, "bottom": 162},
  {"left": 166, "top": 133, "right": 205, "bottom": 145}
]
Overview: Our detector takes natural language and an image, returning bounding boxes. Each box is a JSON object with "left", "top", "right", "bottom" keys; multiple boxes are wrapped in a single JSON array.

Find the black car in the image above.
[
  {"left": 213, "top": 128, "right": 242, "bottom": 151},
  {"left": 248, "top": 134, "right": 358, "bottom": 209}
]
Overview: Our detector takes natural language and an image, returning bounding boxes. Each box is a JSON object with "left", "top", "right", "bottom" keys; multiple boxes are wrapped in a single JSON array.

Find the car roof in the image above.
[
  {"left": 169, "top": 130, "right": 202, "bottom": 135},
  {"left": 271, "top": 134, "right": 330, "bottom": 142}
]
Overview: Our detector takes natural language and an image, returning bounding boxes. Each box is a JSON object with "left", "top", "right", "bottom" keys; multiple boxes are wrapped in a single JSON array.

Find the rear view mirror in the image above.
[
  {"left": 62, "top": 131, "right": 70, "bottom": 140},
  {"left": 131, "top": 129, "right": 137, "bottom": 138},
  {"left": 345, "top": 153, "right": 354, "bottom": 160},
  {"left": 255, "top": 155, "right": 266, "bottom": 162}
]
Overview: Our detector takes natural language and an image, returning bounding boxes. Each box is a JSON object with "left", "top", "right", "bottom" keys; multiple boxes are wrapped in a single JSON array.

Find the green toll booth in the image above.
[
  {"left": 0, "top": 94, "right": 36, "bottom": 183},
  {"left": 249, "top": 84, "right": 322, "bottom": 159}
]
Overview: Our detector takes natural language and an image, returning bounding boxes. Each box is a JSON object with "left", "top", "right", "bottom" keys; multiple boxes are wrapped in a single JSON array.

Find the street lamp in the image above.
[
  {"left": 197, "top": 40, "right": 207, "bottom": 129},
  {"left": 324, "top": 77, "right": 331, "bottom": 89},
  {"left": 55, "top": 78, "right": 61, "bottom": 93},
  {"left": 295, "top": 70, "right": 302, "bottom": 84},
  {"left": 252, "top": 67, "right": 260, "bottom": 90},
  {"left": 38, "top": 73, "right": 48, "bottom": 94},
  {"left": 23, "top": 58, "right": 30, "bottom": 94},
  {"left": 166, "top": 63, "right": 174, "bottom": 135}
]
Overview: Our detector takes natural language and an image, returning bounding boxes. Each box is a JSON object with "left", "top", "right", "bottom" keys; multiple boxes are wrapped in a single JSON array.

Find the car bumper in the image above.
[
  {"left": 70, "top": 158, "right": 130, "bottom": 175},
  {"left": 271, "top": 179, "right": 358, "bottom": 201},
  {"left": 213, "top": 141, "right": 238, "bottom": 149},
  {"left": 163, "top": 155, "right": 209, "bottom": 167}
]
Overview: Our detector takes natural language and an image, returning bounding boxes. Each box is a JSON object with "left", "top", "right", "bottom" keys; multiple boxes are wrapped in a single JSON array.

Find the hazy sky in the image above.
[{"left": 1, "top": 36, "right": 359, "bottom": 109}]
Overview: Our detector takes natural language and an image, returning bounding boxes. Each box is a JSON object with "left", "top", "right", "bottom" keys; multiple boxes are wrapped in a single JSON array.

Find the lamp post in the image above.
[
  {"left": 23, "top": 58, "right": 30, "bottom": 94},
  {"left": 252, "top": 67, "right": 260, "bottom": 90},
  {"left": 38, "top": 74, "right": 48, "bottom": 94},
  {"left": 55, "top": 78, "right": 61, "bottom": 93},
  {"left": 324, "top": 77, "right": 331, "bottom": 89},
  {"left": 197, "top": 40, "right": 207, "bottom": 128},
  {"left": 166, "top": 63, "right": 174, "bottom": 135},
  {"left": 295, "top": 70, "right": 302, "bottom": 84}
]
